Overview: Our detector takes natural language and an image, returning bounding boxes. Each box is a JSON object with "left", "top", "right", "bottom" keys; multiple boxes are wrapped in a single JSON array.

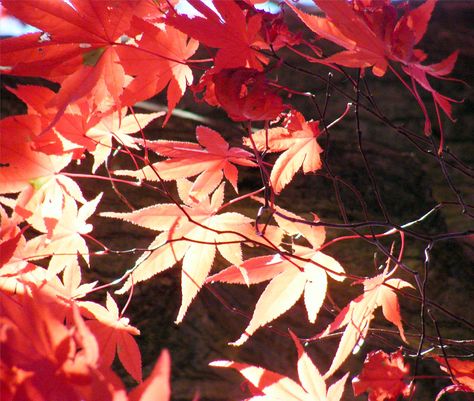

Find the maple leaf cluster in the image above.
[{"left": 0, "top": 0, "right": 471, "bottom": 400}]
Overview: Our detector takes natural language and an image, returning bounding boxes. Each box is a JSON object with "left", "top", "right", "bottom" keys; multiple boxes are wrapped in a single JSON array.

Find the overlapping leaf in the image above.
[
  {"left": 118, "top": 19, "right": 199, "bottom": 123},
  {"left": 0, "top": 290, "right": 124, "bottom": 401},
  {"left": 25, "top": 194, "right": 102, "bottom": 274},
  {"left": 0, "top": 0, "right": 142, "bottom": 121},
  {"left": 0, "top": 207, "right": 64, "bottom": 298},
  {"left": 352, "top": 349, "right": 412, "bottom": 401},
  {"left": 315, "top": 269, "right": 414, "bottom": 378},
  {"left": 287, "top": 0, "right": 459, "bottom": 135},
  {"left": 102, "top": 181, "right": 257, "bottom": 323},
  {"left": 207, "top": 204, "right": 344, "bottom": 345},
  {"left": 1, "top": 1, "right": 196, "bottom": 126},
  {"left": 9, "top": 83, "right": 163, "bottom": 158},
  {"left": 212, "top": 68, "right": 287, "bottom": 122},
  {"left": 0, "top": 286, "right": 174, "bottom": 400},
  {"left": 0, "top": 115, "right": 72, "bottom": 194},
  {"left": 244, "top": 110, "right": 323, "bottom": 193},
  {"left": 285, "top": 0, "right": 388, "bottom": 75},
  {"left": 83, "top": 292, "right": 142, "bottom": 382},
  {"left": 211, "top": 332, "right": 348, "bottom": 400},
  {"left": 192, "top": 67, "right": 287, "bottom": 122},
  {"left": 115, "top": 125, "right": 256, "bottom": 199},
  {"left": 167, "top": 0, "right": 269, "bottom": 71},
  {"left": 434, "top": 356, "right": 474, "bottom": 400},
  {"left": 1, "top": 0, "right": 142, "bottom": 79},
  {"left": 71, "top": 108, "right": 164, "bottom": 173}
]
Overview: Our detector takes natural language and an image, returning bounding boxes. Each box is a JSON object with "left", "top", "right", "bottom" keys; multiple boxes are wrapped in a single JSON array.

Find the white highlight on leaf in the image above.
[{"left": 38, "top": 32, "right": 51, "bottom": 42}]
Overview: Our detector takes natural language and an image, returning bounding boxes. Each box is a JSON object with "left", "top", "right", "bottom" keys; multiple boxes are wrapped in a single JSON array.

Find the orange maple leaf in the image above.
[
  {"left": 115, "top": 125, "right": 256, "bottom": 199},
  {"left": 83, "top": 292, "right": 142, "bottom": 383},
  {"left": 207, "top": 204, "right": 345, "bottom": 345},
  {"left": 315, "top": 269, "right": 414, "bottom": 378},
  {"left": 244, "top": 110, "right": 323, "bottom": 194},
  {"left": 128, "top": 349, "right": 171, "bottom": 401}
]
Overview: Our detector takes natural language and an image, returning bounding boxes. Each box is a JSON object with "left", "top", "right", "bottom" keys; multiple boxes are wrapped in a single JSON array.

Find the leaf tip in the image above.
[
  {"left": 209, "top": 360, "right": 232, "bottom": 368},
  {"left": 229, "top": 334, "right": 248, "bottom": 346}
]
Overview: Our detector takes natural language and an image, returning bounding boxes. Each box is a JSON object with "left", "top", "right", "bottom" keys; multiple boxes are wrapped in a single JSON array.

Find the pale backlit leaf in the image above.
[{"left": 231, "top": 267, "right": 306, "bottom": 346}]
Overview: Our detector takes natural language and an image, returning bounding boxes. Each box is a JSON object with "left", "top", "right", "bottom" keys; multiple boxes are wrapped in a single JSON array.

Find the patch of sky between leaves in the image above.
[
  {"left": 0, "top": 15, "right": 39, "bottom": 36},
  {"left": 176, "top": 0, "right": 275, "bottom": 17},
  {"left": 0, "top": 0, "right": 317, "bottom": 37},
  {"left": 175, "top": 0, "right": 316, "bottom": 17},
  {"left": 0, "top": 0, "right": 78, "bottom": 37}
]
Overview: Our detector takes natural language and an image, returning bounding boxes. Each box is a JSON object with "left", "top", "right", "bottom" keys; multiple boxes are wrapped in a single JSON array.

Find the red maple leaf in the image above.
[
  {"left": 1, "top": 1, "right": 189, "bottom": 128},
  {"left": 0, "top": 206, "right": 64, "bottom": 298},
  {"left": 0, "top": 115, "right": 72, "bottom": 194},
  {"left": 58, "top": 106, "right": 164, "bottom": 173},
  {"left": 5, "top": 84, "right": 68, "bottom": 155},
  {"left": 0, "top": 290, "right": 125, "bottom": 401},
  {"left": 212, "top": 68, "right": 287, "bottom": 122},
  {"left": 0, "top": 0, "right": 146, "bottom": 123},
  {"left": 192, "top": 67, "right": 286, "bottom": 122},
  {"left": 167, "top": 0, "right": 269, "bottom": 72},
  {"left": 352, "top": 349, "right": 412, "bottom": 401},
  {"left": 0, "top": 205, "right": 23, "bottom": 268},
  {"left": 286, "top": 0, "right": 459, "bottom": 137},
  {"left": 260, "top": 11, "right": 302, "bottom": 51},
  {"left": 9, "top": 84, "right": 164, "bottom": 170},
  {"left": 117, "top": 18, "right": 199, "bottom": 124},
  {"left": 434, "top": 356, "right": 474, "bottom": 400}
]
